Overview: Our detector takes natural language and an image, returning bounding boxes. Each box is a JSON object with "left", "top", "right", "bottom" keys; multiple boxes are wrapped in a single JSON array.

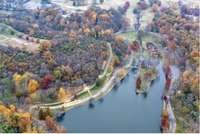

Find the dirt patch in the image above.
[{"left": 0, "top": 35, "right": 40, "bottom": 53}]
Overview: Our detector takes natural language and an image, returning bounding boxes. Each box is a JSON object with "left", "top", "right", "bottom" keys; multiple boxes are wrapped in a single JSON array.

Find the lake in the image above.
[{"left": 60, "top": 63, "right": 165, "bottom": 133}]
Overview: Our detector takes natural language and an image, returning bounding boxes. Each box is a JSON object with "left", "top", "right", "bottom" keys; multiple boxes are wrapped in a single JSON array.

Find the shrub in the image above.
[
  {"left": 53, "top": 69, "right": 62, "bottom": 79},
  {"left": 27, "top": 79, "right": 39, "bottom": 94}
]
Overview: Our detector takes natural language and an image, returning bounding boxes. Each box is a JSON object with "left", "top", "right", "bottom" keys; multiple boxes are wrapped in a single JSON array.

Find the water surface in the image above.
[{"left": 60, "top": 64, "right": 165, "bottom": 133}]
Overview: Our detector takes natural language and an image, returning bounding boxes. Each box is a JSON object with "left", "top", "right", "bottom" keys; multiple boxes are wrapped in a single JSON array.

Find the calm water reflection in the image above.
[{"left": 60, "top": 64, "right": 165, "bottom": 133}]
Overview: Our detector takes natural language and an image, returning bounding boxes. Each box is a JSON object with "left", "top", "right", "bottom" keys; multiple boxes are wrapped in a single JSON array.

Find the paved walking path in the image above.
[
  {"left": 30, "top": 52, "right": 134, "bottom": 111},
  {"left": 29, "top": 42, "right": 135, "bottom": 112},
  {"left": 163, "top": 65, "right": 180, "bottom": 133},
  {"left": 168, "top": 65, "right": 180, "bottom": 133}
]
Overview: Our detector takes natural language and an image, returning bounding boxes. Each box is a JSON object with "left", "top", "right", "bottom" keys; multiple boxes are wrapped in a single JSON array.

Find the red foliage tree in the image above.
[
  {"left": 131, "top": 41, "right": 140, "bottom": 52},
  {"left": 41, "top": 74, "right": 54, "bottom": 89},
  {"left": 136, "top": 77, "right": 142, "bottom": 89}
]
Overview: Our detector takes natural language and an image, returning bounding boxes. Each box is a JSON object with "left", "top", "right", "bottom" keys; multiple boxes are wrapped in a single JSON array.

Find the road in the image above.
[
  {"left": 162, "top": 65, "right": 180, "bottom": 133},
  {"left": 168, "top": 65, "right": 180, "bottom": 133}
]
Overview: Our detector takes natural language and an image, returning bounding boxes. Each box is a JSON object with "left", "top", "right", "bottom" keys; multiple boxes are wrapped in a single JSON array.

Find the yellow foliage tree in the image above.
[
  {"left": 18, "top": 112, "right": 32, "bottom": 132},
  {"left": 0, "top": 104, "right": 12, "bottom": 117},
  {"left": 83, "top": 27, "right": 90, "bottom": 33},
  {"left": 90, "top": 11, "right": 97, "bottom": 22},
  {"left": 162, "top": 109, "right": 169, "bottom": 117},
  {"left": 191, "top": 75, "right": 200, "bottom": 96},
  {"left": 182, "top": 70, "right": 192, "bottom": 83},
  {"left": 13, "top": 73, "right": 23, "bottom": 86},
  {"left": 192, "top": 76, "right": 198, "bottom": 87},
  {"left": 13, "top": 72, "right": 33, "bottom": 85},
  {"left": 113, "top": 55, "right": 120, "bottom": 67},
  {"left": 39, "top": 40, "right": 52, "bottom": 52},
  {"left": 68, "top": 31, "right": 77, "bottom": 39},
  {"left": 9, "top": 104, "right": 16, "bottom": 113},
  {"left": 43, "top": 51, "right": 55, "bottom": 65},
  {"left": 102, "top": 29, "right": 113, "bottom": 37},
  {"left": 31, "top": 127, "right": 38, "bottom": 133},
  {"left": 118, "top": 68, "right": 126, "bottom": 79},
  {"left": 57, "top": 87, "right": 66, "bottom": 101},
  {"left": 27, "top": 79, "right": 39, "bottom": 94},
  {"left": 115, "top": 35, "right": 125, "bottom": 43}
]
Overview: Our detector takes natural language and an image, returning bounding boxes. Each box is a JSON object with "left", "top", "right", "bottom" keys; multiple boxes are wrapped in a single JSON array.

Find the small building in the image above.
[
  {"left": 72, "top": 0, "right": 102, "bottom": 6},
  {"left": 73, "top": 0, "right": 87, "bottom": 6}
]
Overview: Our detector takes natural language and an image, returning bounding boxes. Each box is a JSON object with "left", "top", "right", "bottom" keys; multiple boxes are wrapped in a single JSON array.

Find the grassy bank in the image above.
[{"left": 119, "top": 31, "right": 162, "bottom": 47}]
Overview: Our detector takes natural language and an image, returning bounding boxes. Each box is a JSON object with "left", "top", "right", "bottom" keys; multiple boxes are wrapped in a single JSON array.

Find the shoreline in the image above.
[
  {"left": 161, "top": 65, "right": 180, "bottom": 133},
  {"left": 28, "top": 29, "right": 177, "bottom": 132},
  {"left": 30, "top": 46, "right": 134, "bottom": 112}
]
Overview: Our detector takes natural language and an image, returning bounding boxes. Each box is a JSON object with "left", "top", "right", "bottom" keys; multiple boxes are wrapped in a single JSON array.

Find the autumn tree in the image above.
[
  {"left": 57, "top": 87, "right": 67, "bottom": 101},
  {"left": 27, "top": 79, "right": 39, "bottom": 94},
  {"left": 41, "top": 74, "right": 54, "bottom": 89}
]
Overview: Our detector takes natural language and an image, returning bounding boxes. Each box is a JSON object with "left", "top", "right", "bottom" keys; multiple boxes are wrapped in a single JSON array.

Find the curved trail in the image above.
[
  {"left": 25, "top": 1, "right": 180, "bottom": 132},
  {"left": 29, "top": 43, "right": 122, "bottom": 111},
  {"left": 60, "top": 58, "right": 166, "bottom": 133}
]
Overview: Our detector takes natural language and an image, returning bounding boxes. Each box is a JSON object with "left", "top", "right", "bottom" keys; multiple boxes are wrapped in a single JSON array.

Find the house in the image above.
[{"left": 73, "top": 0, "right": 87, "bottom": 6}]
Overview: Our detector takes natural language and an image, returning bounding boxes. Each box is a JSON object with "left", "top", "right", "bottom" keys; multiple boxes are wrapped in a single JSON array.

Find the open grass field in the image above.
[{"left": 119, "top": 31, "right": 162, "bottom": 48}]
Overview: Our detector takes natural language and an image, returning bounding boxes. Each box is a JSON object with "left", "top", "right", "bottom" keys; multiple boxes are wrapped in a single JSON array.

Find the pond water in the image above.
[{"left": 59, "top": 63, "right": 165, "bottom": 133}]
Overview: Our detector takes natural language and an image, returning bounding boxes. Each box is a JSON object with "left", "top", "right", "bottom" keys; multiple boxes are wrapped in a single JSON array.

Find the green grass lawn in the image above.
[
  {"left": 91, "top": 85, "right": 100, "bottom": 91},
  {"left": 119, "top": 32, "right": 137, "bottom": 41},
  {"left": 176, "top": 118, "right": 185, "bottom": 133},
  {"left": 0, "top": 35, "right": 7, "bottom": 40},
  {"left": 90, "top": 69, "right": 112, "bottom": 94},
  {"left": 77, "top": 91, "right": 89, "bottom": 99},
  {"left": 119, "top": 31, "right": 162, "bottom": 48},
  {"left": 141, "top": 32, "right": 162, "bottom": 45},
  {"left": 0, "top": 23, "right": 21, "bottom": 37}
]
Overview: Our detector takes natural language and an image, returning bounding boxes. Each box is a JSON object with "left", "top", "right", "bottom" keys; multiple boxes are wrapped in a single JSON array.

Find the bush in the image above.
[
  {"left": 182, "top": 106, "right": 190, "bottom": 114},
  {"left": 53, "top": 69, "right": 62, "bottom": 79},
  {"left": 96, "top": 77, "right": 105, "bottom": 87}
]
